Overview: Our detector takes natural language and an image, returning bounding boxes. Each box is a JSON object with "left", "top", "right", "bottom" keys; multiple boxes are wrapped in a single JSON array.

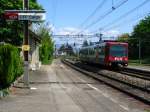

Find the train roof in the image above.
[
  {"left": 105, "top": 41, "right": 128, "bottom": 45},
  {"left": 81, "top": 41, "right": 128, "bottom": 49}
]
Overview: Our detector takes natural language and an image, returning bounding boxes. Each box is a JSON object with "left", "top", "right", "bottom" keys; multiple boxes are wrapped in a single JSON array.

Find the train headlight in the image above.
[
  {"left": 114, "top": 57, "right": 123, "bottom": 61},
  {"left": 109, "top": 62, "right": 112, "bottom": 66},
  {"left": 124, "top": 57, "right": 128, "bottom": 61}
]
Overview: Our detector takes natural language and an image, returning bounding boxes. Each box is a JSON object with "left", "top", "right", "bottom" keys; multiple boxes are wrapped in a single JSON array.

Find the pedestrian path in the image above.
[
  {"left": 0, "top": 65, "right": 52, "bottom": 112},
  {"left": 0, "top": 60, "right": 149, "bottom": 112}
]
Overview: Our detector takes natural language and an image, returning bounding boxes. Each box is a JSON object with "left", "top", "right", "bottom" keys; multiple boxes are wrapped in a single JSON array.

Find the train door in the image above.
[
  {"left": 104, "top": 44, "right": 110, "bottom": 65},
  {"left": 95, "top": 46, "right": 99, "bottom": 63}
]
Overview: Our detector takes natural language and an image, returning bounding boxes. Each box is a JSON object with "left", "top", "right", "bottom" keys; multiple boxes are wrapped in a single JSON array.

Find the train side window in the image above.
[
  {"left": 101, "top": 46, "right": 104, "bottom": 54},
  {"left": 92, "top": 48, "right": 95, "bottom": 54},
  {"left": 89, "top": 48, "right": 91, "bottom": 55},
  {"left": 88, "top": 49, "right": 90, "bottom": 55},
  {"left": 98, "top": 46, "right": 102, "bottom": 54},
  {"left": 83, "top": 50, "right": 85, "bottom": 55},
  {"left": 89, "top": 48, "right": 94, "bottom": 55},
  {"left": 86, "top": 49, "right": 88, "bottom": 55}
]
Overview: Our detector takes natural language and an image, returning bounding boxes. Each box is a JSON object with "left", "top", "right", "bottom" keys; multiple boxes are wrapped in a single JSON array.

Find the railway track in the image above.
[
  {"left": 120, "top": 68, "right": 150, "bottom": 81},
  {"left": 62, "top": 59, "right": 150, "bottom": 105}
]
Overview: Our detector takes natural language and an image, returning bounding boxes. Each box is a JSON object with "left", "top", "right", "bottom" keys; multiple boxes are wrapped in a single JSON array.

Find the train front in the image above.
[{"left": 107, "top": 42, "right": 128, "bottom": 67}]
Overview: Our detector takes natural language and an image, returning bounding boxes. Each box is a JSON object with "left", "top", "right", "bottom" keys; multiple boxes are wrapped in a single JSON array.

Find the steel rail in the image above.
[{"left": 62, "top": 59, "right": 150, "bottom": 105}]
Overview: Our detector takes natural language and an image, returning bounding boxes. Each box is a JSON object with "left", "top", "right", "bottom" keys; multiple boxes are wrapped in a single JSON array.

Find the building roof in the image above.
[{"left": 29, "top": 30, "right": 41, "bottom": 43}]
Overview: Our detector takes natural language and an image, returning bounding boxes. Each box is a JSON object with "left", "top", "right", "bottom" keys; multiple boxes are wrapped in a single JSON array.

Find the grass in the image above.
[
  {"left": 0, "top": 88, "right": 9, "bottom": 98},
  {"left": 42, "top": 58, "right": 53, "bottom": 65},
  {"left": 144, "top": 109, "right": 150, "bottom": 112},
  {"left": 129, "top": 58, "right": 150, "bottom": 66}
]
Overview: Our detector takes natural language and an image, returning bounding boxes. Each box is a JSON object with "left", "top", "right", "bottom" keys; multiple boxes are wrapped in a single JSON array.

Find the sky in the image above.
[{"left": 37, "top": 0, "right": 150, "bottom": 46}]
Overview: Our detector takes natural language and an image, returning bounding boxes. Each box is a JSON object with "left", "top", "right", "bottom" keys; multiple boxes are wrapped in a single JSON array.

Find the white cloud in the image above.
[
  {"left": 102, "top": 30, "right": 120, "bottom": 37},
  {"left": 53, "top": 27, "right": 94, "bottom": 47},
  {"left": 54, "top": 27, "right": 91, "bottom": 35},
  {"left": 47, "top": 23, "right": 55, "bottom": 32},
  {"left": 55, "top": 27, "right": 76, "bottom": 35}
]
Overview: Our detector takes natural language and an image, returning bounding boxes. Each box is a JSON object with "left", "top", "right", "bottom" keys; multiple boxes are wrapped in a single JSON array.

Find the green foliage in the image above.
[
  {"left": 0, "top": 0, "right": 42, "bottom": 45},
  {"left": 0, "top": 44, "right": 23, "bottom": 89},
  {"left": 39, "top": 37, "right": 54, "bottom": 64},
  {"left": 82, "top": 40, "right": 89, "bottom": 47},
  {"left": 59, "top": 44, "right": 65, "bottom": 51},
  {"left": 65, "top": 44, "right": 74, "bottom": 56},
  {"left": 132, "top": 15, "right": 150, "bottom": 40},
  {"left": 37, "top": 24, "right": 54, "bottom": 64},
  {"left": 59, "top": 44, "right": 74, "bottom": 56},
  {"left": 118, "top": 15, "right": 150, "bottom": 61},
  {"left": 117, "top": 33, "right": 130, "bottom": 42},
  {"left": 131, "top": 15, "right": 150, "bottom": 60}
]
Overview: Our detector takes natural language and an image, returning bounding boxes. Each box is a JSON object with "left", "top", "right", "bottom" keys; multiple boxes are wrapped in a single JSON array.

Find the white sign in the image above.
[
  {"left": 5, "top": 10, "right": 46, "bottom": 21},
  {"left": 18, "top": 13, "right": 45, "bottom": 21}
]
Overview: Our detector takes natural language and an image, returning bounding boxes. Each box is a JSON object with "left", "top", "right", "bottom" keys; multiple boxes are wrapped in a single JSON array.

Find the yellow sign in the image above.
[{"left": 22, "top": 45, "right": 30, "bottom": 51}]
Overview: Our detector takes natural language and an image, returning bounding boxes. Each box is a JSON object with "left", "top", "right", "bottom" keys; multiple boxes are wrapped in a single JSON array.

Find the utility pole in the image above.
[
  {"left": 23, "top": 0, "right": 29, "bottom": 87},
  {"left": 99, "top": 28, "right": 103, "bottom": 42},
  {"left": 112, "top": 0, "right": 115, "bottom": 10},
  {"left": 55, "top": 44, "right": 57, "bottom": 58},
  {"left": 4, "top": 1, "right": 45, "bottom": 87},
  {"left": 139, "top": 38, "right": 141, "bottom": 64}
]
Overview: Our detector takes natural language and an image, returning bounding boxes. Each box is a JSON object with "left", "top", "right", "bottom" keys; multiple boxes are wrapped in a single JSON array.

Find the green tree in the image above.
[
  {"left": 82, "top": 40, "right": 88, "bottom": 47},
  {"left": 59, "top": 44, "right": 65, "bottom": 52},
  {"left": 117, "top": 33, "right": 129, "bottom": 42},
  {"left": 131, "top": 15, "right": 150, "bottom": 59},
  {"left": 0, "top": 0, "right": 42, "bottom": 46},
  {"left": 36, "top": 23, "right": 54, "bottom": 64},
  {"left": 0, "top": 44, "right": 23, "bottom": 89},
  {"left": 65, "top": 43, "right": 74, "bottom": 55},
  {"left": 59, "top": 43, "right": 74, "bottom": 56},
  {"left": 132, "top": 16, "right": 150, "bottom": 40}
]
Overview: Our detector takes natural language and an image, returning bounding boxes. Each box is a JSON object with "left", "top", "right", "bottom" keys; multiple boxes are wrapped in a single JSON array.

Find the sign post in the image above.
[
  {"left": 23, "top": 0, "right": 29, "bottom": 87},
  {"left": 4, "top": 1, "right": 45, "bottom": 87},
  {"left": 4, "top": 10, "right": 46, "bottom": 21}
]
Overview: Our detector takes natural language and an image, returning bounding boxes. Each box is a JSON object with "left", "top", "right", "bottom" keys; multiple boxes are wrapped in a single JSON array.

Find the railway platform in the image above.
[{"left": 0, "top": 59, "right": 149, "bottom": 112}]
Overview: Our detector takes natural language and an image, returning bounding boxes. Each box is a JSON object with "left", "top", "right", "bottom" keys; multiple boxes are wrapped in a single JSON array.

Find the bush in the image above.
[
  {"left": 36, "top": 23, "right": 54, "bottom": 65},
  {"left": 0, "top": 44, "right": 23, "bottom": 90},
  {"left": 39, "top": 36, "right": 54, "bottom": 64}
]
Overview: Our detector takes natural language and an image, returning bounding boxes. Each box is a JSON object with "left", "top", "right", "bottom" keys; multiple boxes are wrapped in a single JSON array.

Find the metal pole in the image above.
[
  {"left": 23, "top": 0, "right": 29, "bottom": 87},
  {"left": 55, "top": 44, "right": 56, "bottom": 58},
  {"left": 99, "top": 28, "right": 102, "bottom": 42},
  {"left": 112, "top": 0, "right": 115, "bottom": 10},
  {"left": 139, "top": 38, "right": 141, "bottom": 64},
  {"left": 112, "top": 0, "right": 114, "bottom": 7}
]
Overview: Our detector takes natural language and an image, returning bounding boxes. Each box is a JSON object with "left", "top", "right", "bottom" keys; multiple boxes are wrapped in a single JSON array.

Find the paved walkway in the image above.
[
  {"left": 0, "top": 60, "right": 149, "bottom": 112},
  {"left": 0, "top": 65, "right": 52, "bottom": 112}
]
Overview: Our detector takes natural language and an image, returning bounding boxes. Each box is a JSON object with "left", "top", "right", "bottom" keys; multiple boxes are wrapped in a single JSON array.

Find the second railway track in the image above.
[
  {"left": 62, "top": 59, "right": 150, "bottom": 105},
  {"left": 120, "top": 67, "right": 150, "bottom": 81}
]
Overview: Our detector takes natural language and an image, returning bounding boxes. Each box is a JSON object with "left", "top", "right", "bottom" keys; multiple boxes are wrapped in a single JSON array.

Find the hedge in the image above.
[
  {"left": 0, "top": 44, "right": 23, "bottom": 90},
  {"left": 39, "top": 36, "right": 54, "bottom": 64}
]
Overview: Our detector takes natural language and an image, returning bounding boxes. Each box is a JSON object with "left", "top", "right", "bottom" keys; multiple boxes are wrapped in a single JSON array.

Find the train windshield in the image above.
[{"left": 109, "top": 45, "right": 127, "bottom": 57}]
